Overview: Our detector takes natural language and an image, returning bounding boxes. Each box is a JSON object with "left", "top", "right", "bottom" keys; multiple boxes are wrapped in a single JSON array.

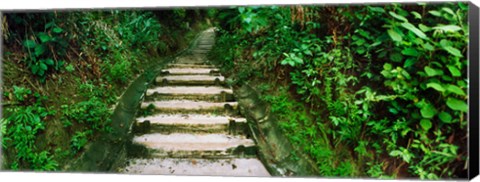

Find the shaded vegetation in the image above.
[
  {"left": 209, "top": 2, "right": 468, "bottom": 179},
  {"left": 1, "top": 9, "right": 212, "bottom": 170}
]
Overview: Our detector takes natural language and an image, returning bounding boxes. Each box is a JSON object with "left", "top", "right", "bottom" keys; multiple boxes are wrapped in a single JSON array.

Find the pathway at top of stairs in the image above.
[{"left": 121, "top": 28, "right": 271, "bottom": 177}]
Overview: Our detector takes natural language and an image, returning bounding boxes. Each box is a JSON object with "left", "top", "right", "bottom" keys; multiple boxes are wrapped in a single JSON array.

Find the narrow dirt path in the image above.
[{"left": 121, "top": 28, "right": 270, "bottom": 176}]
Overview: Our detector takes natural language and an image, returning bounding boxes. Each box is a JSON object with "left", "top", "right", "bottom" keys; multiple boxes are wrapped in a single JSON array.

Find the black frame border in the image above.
[{"left": 469, "top": 1, "right": 479, "bottom": 180}]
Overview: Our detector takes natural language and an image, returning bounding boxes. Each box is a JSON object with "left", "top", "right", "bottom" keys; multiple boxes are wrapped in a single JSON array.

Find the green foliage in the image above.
[
  {"left": 214, "top": 2, "right": 468, "bottom": 179},
  {"left": 3, "top": 9, "right": 210, "bottom": 171},
  {"left": 1, "top": 86, "right": 58, "bottom": 171},
  {"left": 61, "top": 97, "right": 112, "bottom": 133},
  {"left": 70, "top": 131, "right": 91, "bottom": 154},
  {"left": 21, "top": 19, "right": 68, "bottom": 81}
]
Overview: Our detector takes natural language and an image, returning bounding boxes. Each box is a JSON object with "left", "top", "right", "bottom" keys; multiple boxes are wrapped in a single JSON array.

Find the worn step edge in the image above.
[
  {"left": 148, "top": 145, "right": 259, "bottom": 159},
  {"left": 140, "top": 100, "right": 238, "bottom": 113},
  {"left": 155, "top": 76, "right": 225, "bottom": 86},
  {"left": 161, "top": 68, "right": 220, "bottom": 75},
  {"left": 137, "top": 114, "right": 246, "bottom": 124},
  {"left": 146, "top": 86, "right": 232, "bottom": 96},
  {"left": 133, "top": 114, "right": 248, "bottom": 135},
  {"left": 167, "top": 64, "right": 216, "bottom": 69},
  {"left": 133, "top": 133, "right": 254, "bottom": 151},
  {"left": 122, "top": 158, "right": 270, "bottom": 176}
]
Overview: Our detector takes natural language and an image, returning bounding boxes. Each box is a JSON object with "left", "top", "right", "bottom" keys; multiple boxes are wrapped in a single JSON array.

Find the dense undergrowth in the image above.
[
  {"left": 1, "top": 9, "right": 211, "bottom": 170},
  {"left": 209, "top": 3, "right": 468, "bottom": 179}
]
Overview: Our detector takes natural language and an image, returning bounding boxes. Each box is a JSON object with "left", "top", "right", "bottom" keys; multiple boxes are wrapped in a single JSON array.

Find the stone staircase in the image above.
[{"left": 122, "top": 28, "right": 270, "bottom": 177}]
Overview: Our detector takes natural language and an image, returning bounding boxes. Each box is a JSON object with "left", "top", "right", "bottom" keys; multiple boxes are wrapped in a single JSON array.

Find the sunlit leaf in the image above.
[
  {"left": 401, "top": 47, "right": 419, "bottom": 56},
  {"left": 447, "top": 65, "right": 462, "bottom": 77},
  {"left": 420, "top": 119, "right": 432, "bottom": 131},
  {"left": 401, "top": 22, "right": 427, "bottom": 39},
  {"left": 429, "top": 10, "right": 442, "bottom": 17},
  {"left": 420, "top": 103, "right": 437, "bottom": 119},
  {"left": 411, "top": 11, "right": 422, "bottom": 19},
  {"left": 424, "top": 66, "right": 443, "bottom": 77},
  {"left": 443, "top": 46, "right": 463, "bottom": 57},
  {"left": 433, "top": 25, "right": 462, "bottom": 32},
  {"left": 389, "top": 11, "right": 408, "bottom": 22},
  {"left": 446, "top": 98, "right": 468, "bottom": 112},
  {"left": 438, "top": 112, "right": 453, "bottom": 123},
  {"left": 388, "top": 29, "right": 402, "bottom": 42},
  {"left": 38, "top": 32, "right": 51, "bottom": 43},
  {"left": 446, "top": 84, "right": 466, "bottom": 96},
  {"left": 426, "top": 82, "right": 445, "bottom": 92}
]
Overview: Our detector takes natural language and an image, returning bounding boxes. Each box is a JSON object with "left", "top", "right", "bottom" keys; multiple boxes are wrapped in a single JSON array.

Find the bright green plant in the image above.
[
  {"left": 22, "top": 21, "right": 68, "bottom": 81},
  {"left": 1, "top": 86, "right": 58, "bottom": 171}
]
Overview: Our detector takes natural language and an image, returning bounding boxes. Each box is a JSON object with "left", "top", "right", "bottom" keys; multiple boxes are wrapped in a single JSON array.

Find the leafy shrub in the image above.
[
  {"left": 62, "top": 97, "right": 112, "bottom": 133},
  {"left": 21, "top": 19, "right": 69, "bottom": 81},
  {"left": 1, "top": 87, "right": 58, "bottom": 171},
  {"left": 213, "top": 3, "right": 468, "bottom": 179}
]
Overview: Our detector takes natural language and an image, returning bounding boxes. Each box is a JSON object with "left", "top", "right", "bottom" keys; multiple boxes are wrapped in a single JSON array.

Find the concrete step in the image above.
[
  {"left": 145, "top": 86, "right": 234, "bottom": 102},
  {"left": 192, "top": 50, "right": 210, "bottom": 54},
  {"left": 133, "top": 114, "right": 248, "bottom": 134},
  {"left": 133, "top": 133, "right": 255, "bottom": 152},
  {"left": 123, "top": 158, "right": 270, "bottom": 176},
  {"left": 140, "top": 100, "right": 238, "bottom": 114},
  {"left": 161, "top": 68, "right": 219, "bottom": 75},
  {"left": 174, "top": 57, "right": 205, "bottom": 64},
  {"left": 198, "top": 45, "right": 213, "bottom": 49},
  {"left": 198, "top": 41, "right": 214, "bottom": 45},
  {"left": 155, "top": 75, "right": 225, "bottom": 86},
  {"left": 146, "top": 86, "right": 232, "bottom": 96},
  {"left": 168, "top": 64, "right": 216, "bottom": 69}
]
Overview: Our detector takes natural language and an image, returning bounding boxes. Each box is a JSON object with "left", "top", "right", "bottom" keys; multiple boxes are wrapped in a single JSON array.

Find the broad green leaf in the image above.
[
  {"left": 426, "top": 82, "right": 445, "bottom": 92},
  {"left": 390, "top": 52, "right": 403, "bottom": 62},
  {"left": 31, "top": 65, "right": 39, "bottom": 74},
  {"left": 401, "top": 47, "right": 419, "bottom": 56},
  {"left": 446, "top": 97, "right": 468, "bottom": 112},
  {"left": 420, "top": 119, "right": 432, "bottom": 131},
  {"left": 438, "top": 112, "right": 453, "bottom": 123},
  {"left": 389, "top": 11, "right": 408, "bottom": 22},
  {"left": 383, "top": 63, "right": 392, "bottom": 70},
  {"left": 38, "top": 69, "right": 45, "bottom": 76},
  {"left": 446, "top": 84, "right": 466, "bottom": 96},
  {"left": 401, "top": 22, "right": 427, "bottom": 39},
  {"left": 45, "top": 59, "right": 54, "bottom": 66},
  {"left": 34, "top": 45, "right": 46, "bottom": 56},
  {"left": 433, "top": 25, "right": 462, "bottom": 32},
  {"left": 447, "top": 65, "right": 461, "bottom": 77},
  {"left": 429, "top": 10, "right": 442, "bottom": 17},
  {"left": 38, "top": 32, "right": 51, "bottom": 43},
  {"left": 439, "top": 39, "right": 451, "bottom": 47},
  {"left": 420, "top": 103, "right": 437, "bottom": 119},
  {"left": 443, "top": 46, "right": 463, "bottom": 57},
  {"left": 423, "top": 43, "right": 435, "bottom": 51},
  {"left": 424, "top": 66, "right": 443, "bottom": 77},
  {"left": 39, "top": 62, "right": 48, "bottom": 70},
  {"left": 369, "top": 7, "right": 385, "bottom": 13},
  {"left": 387, "top": 29, "right": 402, "bottom": 42},
  {"left": 419, "top": 24, "right": 431, "bottom": 32},
  {"left": 404, "top": 58, "right": 416, "bottom": 68},
  {"left": 23, "top": 40, "right": 36, "bottom": 49},
  {"left": 401, "top": 70, "right": 411, "bottom": 80},
  {"left": 442, "top": 7, "right": 455, "bottom": 16},
  {"left": 53, "top": 27, "right": 63, "bottom": 33},
  {"left": 389, "top": 150, "right": 402, "bottom": 157},
  {"left": 411, "top": 11, "right": 422, "bottom": 19}
]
